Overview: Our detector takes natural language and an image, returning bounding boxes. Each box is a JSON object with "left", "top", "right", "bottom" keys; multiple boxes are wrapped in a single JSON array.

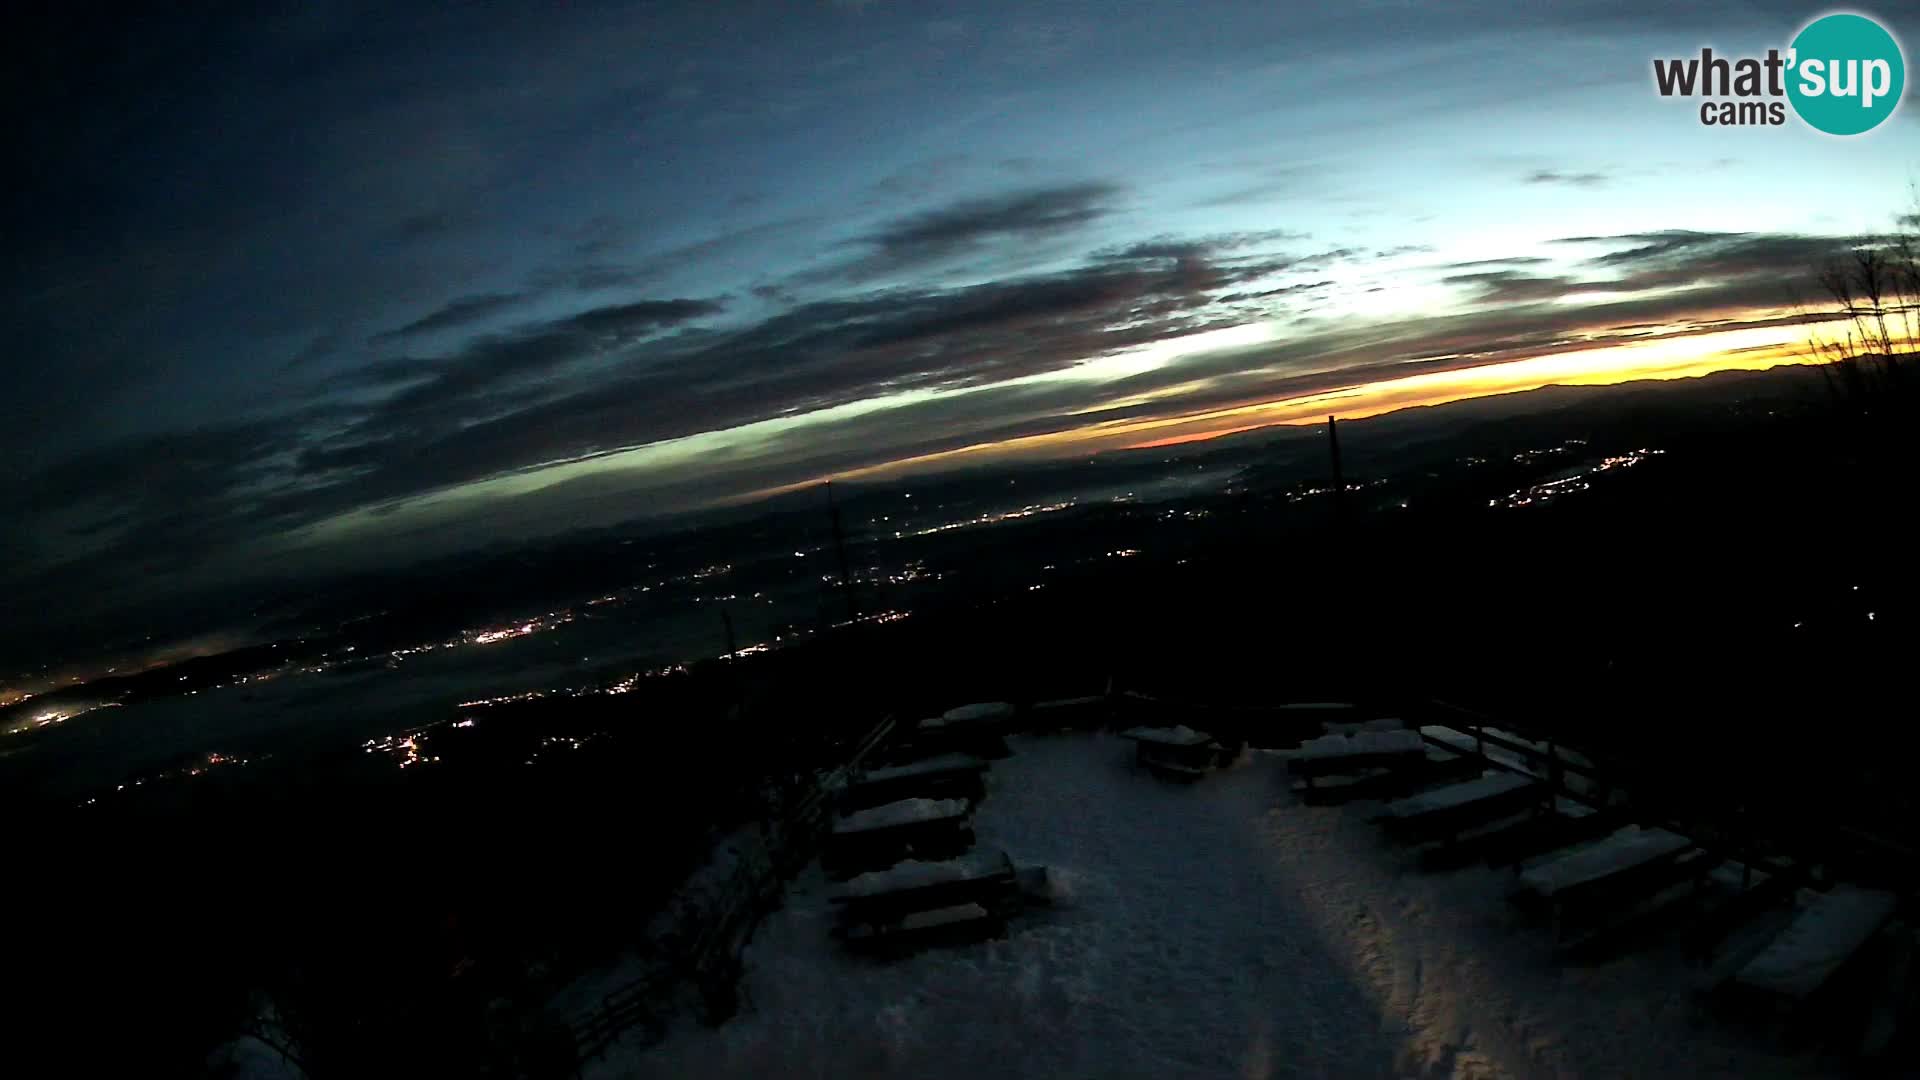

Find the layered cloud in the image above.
[
  {"left": 846, "top": 182, "right": 1121, "bottom": 275},
  {"left": 6, "top": 0, "right": 1918, "bottom": 652},
  {"left": 5, "top": 205, "right": 1868, "bottom": 624}
]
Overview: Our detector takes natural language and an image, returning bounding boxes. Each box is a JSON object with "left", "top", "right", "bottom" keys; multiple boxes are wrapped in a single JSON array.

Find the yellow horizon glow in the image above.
[
  {"left": 1119, "top": 317, "right": 1849, "bottom": 449},
  {"left": 749, "top": 315, "right": 1853, "bottom": 493}
]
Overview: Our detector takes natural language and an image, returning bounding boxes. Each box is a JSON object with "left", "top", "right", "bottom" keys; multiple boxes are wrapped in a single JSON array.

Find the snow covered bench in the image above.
[
  {"left": 1518, "top": 826, "right": 1694, "bottom": 898},
  {"left": 1287, "top": 728, "right": 1428, "bottom": 781},
  {"left": 1377, "top": 771, "right": 1540, "bottom": 839},
  {"left": 833, "top": 797, "right": 971, "bottom": 836},
  {"left": 839, "top": 752, "right": 989, "bottom": 812},
  {"left": 1324, "top": 716, "right": 1406, "bottom": 737},
  {"left": 1120, "top": 724, "right": 1215, "bottom": 748},
  {"left": 923, "top": 702, "right": 1015, "bottom": 728},
  {"left": 1028, "top": 694, "right": 1109, "bottom": 729},
  {"left": 1473, "top": 799, "right": 1619, "bottom": 869},
  {"left": 1732, "top": 885, "right": 1899, "bottom": 1001},
  {"left": 1384, "top": 771, "right": 1535, "bottom": 820},
  {"left": 1121, "top": 725, "right": 1229, "bottom": 777},
  {"left": 831, "top": 849, "right": 1019, "bottom": 929},
  {"left": 1510, "top": 825, "right": 1700, "bottom": 933},
  {"left": 859, "top": 752, "right": 990, "bottom": 785},
  {"left": 840, "top": 901, "right": 1004, "bottom": 954},
  {"left": 900, "top": 702, "right": 1017, "bottom": 760},
  {"left": 822, "top": 797, "right": 976, "bottom": 878},
  {"left": 1514, "top": 826, "right": 1700, "bottom": 938},
  {"left": 835, "top": 849, "right": 1015, "bottom": 900}
]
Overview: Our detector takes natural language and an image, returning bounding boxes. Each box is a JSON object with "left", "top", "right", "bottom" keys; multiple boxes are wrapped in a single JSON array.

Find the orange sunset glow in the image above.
[
  {"left": 1117, "top": 317, "right": 1853, "bottom": 450},
  {"left": 761, "top": 312, "right": 1860, "bottom": 493}
]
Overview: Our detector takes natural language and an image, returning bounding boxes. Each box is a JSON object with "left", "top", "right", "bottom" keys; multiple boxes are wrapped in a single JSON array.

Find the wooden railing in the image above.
[
  {"left": 1419, "top": 699, "right": 1611, "bottom": 807},
  {"left": 1417, "top": 698, "right": 1831, "bottom": 893},
  {"left": 564, "top": 713, "right": 898, "bottom": 1071}
]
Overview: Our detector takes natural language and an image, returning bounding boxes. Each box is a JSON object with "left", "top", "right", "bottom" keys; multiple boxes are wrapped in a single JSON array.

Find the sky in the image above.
[{"left": 4, "top": 0, "right": 1917, "bottom": 646}]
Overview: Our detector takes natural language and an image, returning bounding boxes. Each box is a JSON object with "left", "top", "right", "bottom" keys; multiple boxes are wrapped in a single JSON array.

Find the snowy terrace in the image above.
[{"left": 589, "top": 731, "right": 1840, "bottom": 1080}]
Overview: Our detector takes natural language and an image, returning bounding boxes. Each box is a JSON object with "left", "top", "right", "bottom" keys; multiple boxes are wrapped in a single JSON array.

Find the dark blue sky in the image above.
[{"left": 3, "top": 0, "right": 1915, "bottom": 640}]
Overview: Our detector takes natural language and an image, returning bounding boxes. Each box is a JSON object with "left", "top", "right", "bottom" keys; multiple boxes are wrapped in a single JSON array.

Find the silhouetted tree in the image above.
[{"left": 1803, "top": 200, "right": 1920, "bottom": 413}]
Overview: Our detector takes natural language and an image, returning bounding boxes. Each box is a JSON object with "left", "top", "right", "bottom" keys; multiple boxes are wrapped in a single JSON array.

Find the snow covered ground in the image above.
[{"left": 592, "top": 732, "right": 1843, "bottom": 1079}]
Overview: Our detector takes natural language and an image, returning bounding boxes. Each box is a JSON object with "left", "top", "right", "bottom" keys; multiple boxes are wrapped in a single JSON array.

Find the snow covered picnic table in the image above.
[
  {"left": 833, "top": 797, "right": 972, "bottom": 835},
  {"left": 1296, "top": 728, "right": 1423, "bottom": 760},
  {"left": 1419, "top": 724, "right": 1606, "bottom": 801},
  {"left": 1287, "top": 728, "right": 1429, "bottom": 782},
  {"left": 830, "top": 851, "right": 1021, "bottom": 932},
  {"left": 833, "top": 850, "right": 1016, "bottom": 901},
  {"left": 1122, "top": 725, "right": 1235, "bottom": 778},
  {"left": 823, "top": 797, "right": 978, "bottom": 879},
  {"left": 858, "top": 753, "right": 989, "bottom": 785},
  {"left": 839, "top": 901, "right": 1004, "bottom": 953},
  {"left": 1323, "top": 717, "right": 1406, "bottom": 737},
  {"left": 921, "top": 702, "right": 1015, "bottom": 728},
  {"left": 1032, "top": 695, "right": 1106, "bottom": 711},
  {"left": 1119, "top": 725, "right": 1216, "bottom": 748},
  {"left": 1517, "top": 826, "right": 1694, "bottom": 898},
  {"left": 840, "top": 753, "right": 992, "bottom": 813},
  {"left": 896, "top": 902, "right": 992, "bottom": 931},
  {"left": 1734, "top": 885, "right": 1900, "bottom": 1000},
  {"left": 1380, "top": 771, "right": 1537, "bottom": 824},
  {"left": 1028, "top": 695, "right": 1109, "bottom": 728},
  {"left": 899, "top": 706, "right": 1016, "bottom": 762}
]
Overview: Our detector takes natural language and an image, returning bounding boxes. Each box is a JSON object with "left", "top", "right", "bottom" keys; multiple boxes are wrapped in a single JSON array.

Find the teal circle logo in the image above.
[{"left": 1787, "top": 13, "right": 1906, "bottom": 135}]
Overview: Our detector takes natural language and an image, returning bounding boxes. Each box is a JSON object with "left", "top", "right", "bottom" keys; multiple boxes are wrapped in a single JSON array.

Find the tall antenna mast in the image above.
[{"left": 1327, "top": 414, "right": 1347, "bottom": 524}]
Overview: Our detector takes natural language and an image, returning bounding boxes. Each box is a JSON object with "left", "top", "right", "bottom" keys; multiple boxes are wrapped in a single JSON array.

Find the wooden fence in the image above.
[
  {"left": 1413, "top": 698, "right": 1920, "bottom": 894},
  {"left": 565, "top": 713, "right": 898, "bottom": 1070}
]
